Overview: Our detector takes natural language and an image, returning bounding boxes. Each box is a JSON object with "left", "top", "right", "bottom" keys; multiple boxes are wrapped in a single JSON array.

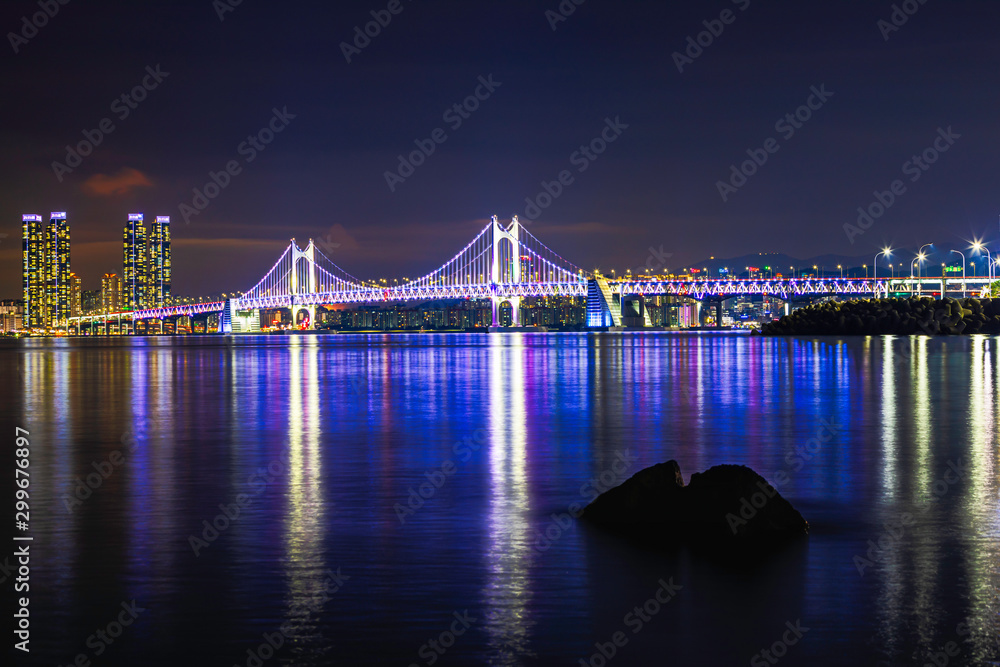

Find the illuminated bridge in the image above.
[{"left": 68, "top": 216, "right": 993, "bottom": 332}]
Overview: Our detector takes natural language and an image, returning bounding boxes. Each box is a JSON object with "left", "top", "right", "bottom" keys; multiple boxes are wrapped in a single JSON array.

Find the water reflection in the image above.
[
  {"left": 483, "top": 335, "right": 534, "bottom": 664},
  {"left": 282, "top": 338, "right": 327, "bottom": 656},
  {"left": 5, "top": 333, "right": 999, "bottom": 665}
]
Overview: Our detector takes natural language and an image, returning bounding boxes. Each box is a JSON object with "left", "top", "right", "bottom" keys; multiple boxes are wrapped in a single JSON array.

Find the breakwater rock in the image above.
[{"left": 757, "top": 297, "right": 1000, "bottom": 336}]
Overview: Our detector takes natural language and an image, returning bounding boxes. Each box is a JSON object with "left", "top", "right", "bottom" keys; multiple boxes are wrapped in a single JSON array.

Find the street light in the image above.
[
  {"left": 838, "top": 264, "right": 843, "bottom": 279},
  {"left": 971, "top": 241, "right": 993, "bottom": 282},
  {"left": 917, "top": 243, "right": 933, "bottom": 279},
  {"left": 911, "top": 253, "right": 926, "bottom": 295},
  {"left": 950, "top": 249, "right": 966, "bottom": 297},
  {"left": 863, "top": 264, "right": 868, "bottom": 279},
  {"left": 874, "top": 248, "right": 891, "bottom": 295}
]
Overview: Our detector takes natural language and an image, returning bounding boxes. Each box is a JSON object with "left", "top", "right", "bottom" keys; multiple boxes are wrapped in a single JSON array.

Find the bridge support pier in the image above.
[
  {"left": 490, "top": 297, "right": 521, "bottom": 327},
  {"left": 302, "top": 306, "right": 316, "bottom": 330}
]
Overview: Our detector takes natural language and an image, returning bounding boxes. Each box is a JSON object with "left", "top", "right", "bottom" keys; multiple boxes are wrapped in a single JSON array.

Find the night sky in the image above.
[{"left": 2, "top": 0, "right": 999, "bottom": 297}]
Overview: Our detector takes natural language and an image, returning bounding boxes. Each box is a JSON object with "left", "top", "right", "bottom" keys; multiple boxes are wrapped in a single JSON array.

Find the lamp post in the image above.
[
  {"left": 911, "top": 253, "right": 926, "bottom": 296},
  {"left": 950, "top": 249, "right": 966, "bottom": 298},
  {"left": 971, "top": 242, "right": 993, "bottom": 282},
  {"left": 917, "top": 243, "right": 933, "bottom": 280},
  {"left": 874, "top": 248, "right": 890, "bottom": 296},
  {"left": 838, "top": 264, "right": 843, "bottom": 279},
  {"left": 863, "top": 264, "right": 868, "bottom": 279}
]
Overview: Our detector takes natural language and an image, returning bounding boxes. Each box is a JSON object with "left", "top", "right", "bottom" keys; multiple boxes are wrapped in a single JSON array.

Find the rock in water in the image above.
[{"left": 581, "top": 460, "right": 808, "bottom": 547}]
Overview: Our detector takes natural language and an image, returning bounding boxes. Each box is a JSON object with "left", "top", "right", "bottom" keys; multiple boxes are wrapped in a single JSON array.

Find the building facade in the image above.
[
  {"left": 123, "top": 213, "right": 148, "bottom": 310},
  {"left": 45, "top": 212, "right": 71, "bottom": 325},
  {"left": 82, "top": 289, "right": 100, "bottom": 315},
  {"left": 70, "top": 272, "right": 82, "bottom": 318},
  {"left": 0, "top": 300, "right": 23, "bottom": 333},
  {"left": 21, "top": 214, "right": 45, "bottom": 328},
  {"left": 21, "top": 212, "right": 71, "bottom": 328},
  {"left": 150, "top": 215, "right": 171, "bottom": 307},
  {"left": 101, "top": 273, "right": 123, "bottom": 314}
]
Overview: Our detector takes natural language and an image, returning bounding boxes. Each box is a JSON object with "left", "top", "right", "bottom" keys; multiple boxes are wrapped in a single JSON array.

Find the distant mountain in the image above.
[{"left": 680, "top": 243, "right": 984, "bottom": 279}]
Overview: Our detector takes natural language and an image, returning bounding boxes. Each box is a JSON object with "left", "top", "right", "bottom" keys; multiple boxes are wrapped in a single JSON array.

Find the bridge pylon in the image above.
[
  {"left": 288, "top": 239, "right": 320, "bottom": 329},
  {"left": 490, "top": 215, "right": 523, "bottom": 327}
]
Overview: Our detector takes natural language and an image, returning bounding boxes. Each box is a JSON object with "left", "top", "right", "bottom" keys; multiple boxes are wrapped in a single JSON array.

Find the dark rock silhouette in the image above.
[{"left": 582, "top": 460, "right": 808, "bottom": 548}]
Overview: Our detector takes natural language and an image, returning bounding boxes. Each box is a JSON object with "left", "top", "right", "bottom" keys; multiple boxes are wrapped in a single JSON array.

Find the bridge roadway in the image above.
[{"left": 68, "top": 275, "right": 993, "bottom": 330}]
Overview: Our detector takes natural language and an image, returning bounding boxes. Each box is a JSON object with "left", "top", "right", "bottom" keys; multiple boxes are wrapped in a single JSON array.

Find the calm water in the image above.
[{"left": 3, "top": 333, "right": 999, "bottom": 666}]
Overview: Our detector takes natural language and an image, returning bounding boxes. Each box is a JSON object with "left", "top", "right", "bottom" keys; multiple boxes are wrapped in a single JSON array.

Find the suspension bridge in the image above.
[{"left": 68, "top": 216, "right": 992, "bottom": 333}]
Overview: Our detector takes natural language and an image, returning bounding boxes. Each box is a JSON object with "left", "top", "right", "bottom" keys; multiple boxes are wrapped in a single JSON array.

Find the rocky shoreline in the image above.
[{"left": 756, "top": 297, "right": 1000, "bottom": 336}]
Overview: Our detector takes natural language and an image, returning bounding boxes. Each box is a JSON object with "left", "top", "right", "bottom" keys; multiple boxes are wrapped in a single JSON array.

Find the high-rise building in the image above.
[
  {"left": 70, "top": 272, "right": 82, "bottom": 318},
  {"left": 21, "top": 214, "right": 45, "bottom": 329},
  {"left": 123, "top": 213, "right": 148, "bottom": 310},
  {"left": 82, "top": 290, "right": 100, "bottom": 315},
  {"left": 0, "top": 300, "right": 23, "bottom": 333},
  {"left": 45, "top": 212, "right": 71, "bottom": 326},
  {"left": 150, "top": 216, "right": 171, "bottom": 306},
  {"left": 101, "top": 273, "right": 123, "bottom": 314}
]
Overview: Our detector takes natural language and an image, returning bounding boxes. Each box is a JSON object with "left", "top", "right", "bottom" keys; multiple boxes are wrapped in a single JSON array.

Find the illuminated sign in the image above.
[
  {"left": 50, "top": 212, "right": 67, "bottom": 219},
  {"left": 155, "top": 216, "right": 170, "bottom": 223},
  {"left": 128, "top": 214, "right": 144, "bottom": 221},
  {"left": 22, "top": 214, "right": 41, "bottom": 222}
]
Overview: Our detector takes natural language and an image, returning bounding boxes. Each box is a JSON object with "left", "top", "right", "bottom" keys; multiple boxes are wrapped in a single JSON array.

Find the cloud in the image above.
[
  {"left": 314, "top": 223, "right": 361, "bottom": 254},
  {"left": 81, "top": 168, "right": 153, "bottom": 196}
]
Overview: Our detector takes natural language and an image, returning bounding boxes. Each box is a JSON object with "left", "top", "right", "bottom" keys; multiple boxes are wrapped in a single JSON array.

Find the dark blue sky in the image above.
[{"left": 2, "top": 0, "right": 999, "bottom": 296}]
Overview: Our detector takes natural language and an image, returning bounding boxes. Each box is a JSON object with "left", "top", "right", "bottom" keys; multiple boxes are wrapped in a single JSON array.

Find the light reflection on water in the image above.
[{"left": 4, "top": 333, "right": 999, "bottom": 666}]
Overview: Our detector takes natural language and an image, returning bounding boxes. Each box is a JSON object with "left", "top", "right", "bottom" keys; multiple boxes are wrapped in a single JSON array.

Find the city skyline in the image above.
[{"left": 2, "top": 2, "right": 1000, "bottom": 299}]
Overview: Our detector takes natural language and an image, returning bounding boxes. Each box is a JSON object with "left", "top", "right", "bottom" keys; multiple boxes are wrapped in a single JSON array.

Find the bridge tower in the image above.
[
  {"left": 290, "top": 239, "right": 318, "bottom": 329},
  {"left": 491, "top": 216, "right": 522, "bottom": 327}
]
